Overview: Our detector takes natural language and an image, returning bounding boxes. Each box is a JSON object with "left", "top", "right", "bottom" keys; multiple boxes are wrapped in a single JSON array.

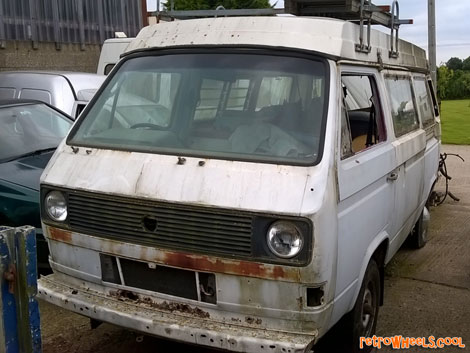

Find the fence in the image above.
[
  {"left": 0, "top": 226, "right": 42, "bottom": 353},
  {"left": 0, "top": 0, "right": 144, "bottom": 49}
]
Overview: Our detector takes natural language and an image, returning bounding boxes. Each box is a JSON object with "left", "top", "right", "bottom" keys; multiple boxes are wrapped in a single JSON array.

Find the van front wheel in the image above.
[{"left": 342, "top": 259, "right": 381, "bottom": 353}]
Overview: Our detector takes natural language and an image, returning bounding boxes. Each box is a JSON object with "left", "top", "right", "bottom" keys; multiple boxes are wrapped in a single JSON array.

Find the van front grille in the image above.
[{"left": 67, "top": 192, "right": 253, "bottom": 257}]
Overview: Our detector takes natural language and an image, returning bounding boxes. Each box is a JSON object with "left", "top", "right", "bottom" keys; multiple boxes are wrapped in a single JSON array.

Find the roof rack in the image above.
[
  {"left": 151, "top": 0, "right": 413, "bottom": 58},
  {"left": 286, "top": 0, "right": 392, "bottom": 25},
  {"left": 160, "top": 7, "right": 285, "bottom": 18},
  {"left": 285, "top": 0, "right": 412, "bottom": 56}
]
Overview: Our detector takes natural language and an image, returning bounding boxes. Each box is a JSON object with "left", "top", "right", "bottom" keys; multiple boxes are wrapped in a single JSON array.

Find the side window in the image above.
[
  {"left": 413, "top": 77, "right": 435, "bottom": 127},
  {"left": 341, "top": 74, "right": 386, "bottom": 157},
  {"left": 340, "top": 103, "right": 353, "bottom": 159},
  {"left": 104, "top": 64, "right": 115, "bottom": 75},
  {"left": 226, "top": 79, "right": 250, "bottom": 111},
  {"left": 255, "top": 76, "right": 293, "bottom": 111},
  {"left": 385, "top": 76, "right": 419, "bottom": 137},
  {"left": 427, "top": 79, "right": 440, "bottom": 117},
  {"left": 194, "top": 79, "right": 224, "bottom": 121},
  {"left": 75, "top": 103, "right": 87, "bottom": 118}
]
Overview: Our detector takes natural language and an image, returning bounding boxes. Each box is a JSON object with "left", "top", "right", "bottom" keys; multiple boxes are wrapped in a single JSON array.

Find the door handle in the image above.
[{"left": 387, "top": 172, "right": 399, "bottom": 182}]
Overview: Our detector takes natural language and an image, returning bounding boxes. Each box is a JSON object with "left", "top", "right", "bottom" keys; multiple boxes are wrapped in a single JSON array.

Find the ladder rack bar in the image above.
[
  {"left": 152, "top": 8, "right": 285, "bottom": 19},
  {"left": 285, "top": 0, "right": 411, "bottom": 29},
  {"left": 389, "top": 0, "right": 400, "bottom": 58}
]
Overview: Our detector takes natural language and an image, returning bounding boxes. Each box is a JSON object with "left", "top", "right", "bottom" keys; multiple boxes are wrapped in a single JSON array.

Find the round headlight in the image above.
[
  {"left": 267, "top": 221, "right": 303, "bottom": 259},
  {"left": 45, "top": 191, "right": 68, "bottom": 222}
]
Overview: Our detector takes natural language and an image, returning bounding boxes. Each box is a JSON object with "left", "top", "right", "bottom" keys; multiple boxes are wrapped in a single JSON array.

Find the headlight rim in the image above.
[
  {"left": 266, "top": 220, "right": 304, "bottom": 259},
  {"left": 45, "top": 190, "right": 68, "bottom": 222}
]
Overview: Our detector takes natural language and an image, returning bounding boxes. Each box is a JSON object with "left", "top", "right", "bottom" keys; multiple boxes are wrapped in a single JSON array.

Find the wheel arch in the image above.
[
  {"left": 371, "top": 239, "right": 388, "bottom": 306},
  {"left": 349, "top": 233, "right": 389, "bottom": 311}
]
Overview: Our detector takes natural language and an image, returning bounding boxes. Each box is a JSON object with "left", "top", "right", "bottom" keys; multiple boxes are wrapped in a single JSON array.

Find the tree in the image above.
[
  {"left": 446, "top": 70, "right": 470, "bottom": 99},
  {"left": 163, "top": 0, "right": 272, "bottom": 10},
  {"left": 437, "top": 65, "right": 452, "bottom": 99},
  {"left": 446, "top": 57, "right": 463, "bottom": 71},
  {"left": 463, "top": 56, "right": 470, "bottom": 71}
]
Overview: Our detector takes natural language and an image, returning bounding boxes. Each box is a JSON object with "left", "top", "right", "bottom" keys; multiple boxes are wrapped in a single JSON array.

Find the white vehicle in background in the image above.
[
  {"left": 38, "top": 1, "right": 440, "bottom": 352},
  {"left": 97, "top": 37, "right": 134, "bottom": 75},
  {"left": 0, "top": 71, "right": 105, "bottom": 120}
]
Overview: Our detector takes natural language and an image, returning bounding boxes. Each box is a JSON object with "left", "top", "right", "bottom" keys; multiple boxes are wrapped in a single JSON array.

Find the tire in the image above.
[
  {"left": 409, "top": 208, "right": 429, "bottom": 249},
  {"left": 339, "top": 259, "right": 381, "bottom": 353}
]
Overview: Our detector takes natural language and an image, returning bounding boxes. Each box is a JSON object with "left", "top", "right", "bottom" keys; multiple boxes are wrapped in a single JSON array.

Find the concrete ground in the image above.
[{"left": 39, "top": 145, "right": 470, "bottom": 353}]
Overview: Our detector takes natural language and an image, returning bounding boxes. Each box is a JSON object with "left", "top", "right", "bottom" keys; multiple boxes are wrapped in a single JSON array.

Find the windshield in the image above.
[
  {"left": 0, "top": 103, "right": 72, "bottom": 162},
  {"left": 69, "top": 52, "right": 328, "bottom": 165}
]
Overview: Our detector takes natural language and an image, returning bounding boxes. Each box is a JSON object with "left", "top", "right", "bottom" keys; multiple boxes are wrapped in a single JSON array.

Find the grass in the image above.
[{"left": 440, "top": 99, "right": 470, "bottom": 145}]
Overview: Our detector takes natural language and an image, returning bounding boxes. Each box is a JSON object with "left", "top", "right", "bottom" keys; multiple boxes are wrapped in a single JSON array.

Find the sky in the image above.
[{"left": 146, "top": 0, "right": 470, "bottom": 64}]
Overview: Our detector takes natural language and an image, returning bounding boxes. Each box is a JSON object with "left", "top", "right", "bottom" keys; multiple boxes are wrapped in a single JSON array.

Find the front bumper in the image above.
[{"left": 38, "top": 274, "right": 317, "bottom": 353}]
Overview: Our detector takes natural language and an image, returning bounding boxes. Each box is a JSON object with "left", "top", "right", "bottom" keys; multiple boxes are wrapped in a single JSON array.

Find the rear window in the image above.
[
  {"left": 19, "top": 89, "right": 52, "bottom": 104},
  {"left": 385, "top": 76, "right": 419, "bottom": 137},
  {"left": 413, "top": 77, "right": 435, "bottom": 127},
  {"left": 0, "top": 88, "right": 15, "bottom": 99}
]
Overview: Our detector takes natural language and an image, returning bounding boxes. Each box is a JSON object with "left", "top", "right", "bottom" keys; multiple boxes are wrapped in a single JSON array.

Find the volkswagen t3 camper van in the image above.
[{"left": 38, "top": 4, "right": 440, "bottom": 352}]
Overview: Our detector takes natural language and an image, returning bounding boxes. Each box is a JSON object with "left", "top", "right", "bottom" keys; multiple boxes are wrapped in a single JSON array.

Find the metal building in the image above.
[{"left": 0, "top": 0, "right": 145, "bottom": 49}]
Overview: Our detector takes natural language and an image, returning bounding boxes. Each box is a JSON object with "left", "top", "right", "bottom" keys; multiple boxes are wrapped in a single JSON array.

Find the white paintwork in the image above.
[
  {"left": 38, "top": 16, "right": 440, "bottom": 352},
  {"left": 126, "top": 16, "right": 428, "bottom": 71},
  {"left": 43, "top": 148, "right": 322, "bottom": 215}
]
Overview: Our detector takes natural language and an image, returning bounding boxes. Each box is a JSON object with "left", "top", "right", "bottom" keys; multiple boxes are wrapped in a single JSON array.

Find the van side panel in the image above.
[
  {"left": 334, "top": 143, "right": 396, "bottom": 323},
  {"left": 422, "top": 77, "right": 440, "bottom": 206},
  {"left": 388, "top": 130, "right": 426, "bottom": 256},
  {"left": 424, "top": 137, "right": 440, "bottom": 200}
]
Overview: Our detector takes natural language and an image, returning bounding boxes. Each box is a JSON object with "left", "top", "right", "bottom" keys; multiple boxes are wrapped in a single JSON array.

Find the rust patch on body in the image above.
[
  {"left": 160, "top": 251, "right": 301, "bottom": 282},
  {"left": 110, "top": 290, "right": 210, "bottom": 319},
  {"left": 45, "top": 226, "right": 301, "bottom": 282},
  {"left": 48, "top": 227, "right": 72, "bottom": 243},
  {"left": 245, "top": 316, "right": 262, "bottom": 325},
  {"left": 296, "top": 296, "right": 304, "bottom": 311},
  {"left": 150, "top": 301, "right": 210, "bottom": 319}
]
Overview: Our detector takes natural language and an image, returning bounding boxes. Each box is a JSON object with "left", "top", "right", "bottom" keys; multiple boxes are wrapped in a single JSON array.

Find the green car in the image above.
[{"left": 0, "top": 99, "right": 73, "bottom": 270}]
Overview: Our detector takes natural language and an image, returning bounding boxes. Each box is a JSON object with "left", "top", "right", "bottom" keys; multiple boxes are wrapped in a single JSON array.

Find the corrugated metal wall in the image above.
[{"left": 0, "top": 0, "right": 143, "bottom": 48}]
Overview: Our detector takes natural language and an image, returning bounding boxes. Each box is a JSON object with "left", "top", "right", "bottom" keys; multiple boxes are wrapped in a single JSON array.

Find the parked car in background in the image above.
[
  {"left": 97, "top": 37, "right": 133, "bottom": 75},
  {"left": 0, "top": 99, "right": 73, "bottom": 270},
  {"left": 0, "top": 71, "right": 105, "bottom": 120}
]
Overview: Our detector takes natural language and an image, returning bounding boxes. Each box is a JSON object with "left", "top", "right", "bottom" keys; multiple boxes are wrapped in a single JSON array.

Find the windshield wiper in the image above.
[{"left": 1, "top": 147, "right": 57, "bottom": 163}]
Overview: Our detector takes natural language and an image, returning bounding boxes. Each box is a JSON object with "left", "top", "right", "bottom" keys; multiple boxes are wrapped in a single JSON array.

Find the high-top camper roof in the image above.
[{"left": 125, "top": 16, "right": 427, "bottom": 71}]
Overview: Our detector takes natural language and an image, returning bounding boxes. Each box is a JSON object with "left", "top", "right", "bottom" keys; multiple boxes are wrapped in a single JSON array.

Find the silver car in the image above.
[{"left": 0, "top": 71, "right": 105, "bottom": 119}]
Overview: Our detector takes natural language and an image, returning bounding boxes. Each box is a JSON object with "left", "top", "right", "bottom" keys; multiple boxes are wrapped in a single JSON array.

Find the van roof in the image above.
[{"left": 126, "top": 16, "right": 428, "bottom": 71}]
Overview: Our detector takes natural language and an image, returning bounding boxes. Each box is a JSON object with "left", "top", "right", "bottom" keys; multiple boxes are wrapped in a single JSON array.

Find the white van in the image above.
[
  {"left": 38, "top": 11, "right": 440, "bottom": 353},
  {"left": 96, "top": 38, "right": 134, "bottom": 75},
  {"left": 0, "top": 71, "right": 105, "bottom": 119}
]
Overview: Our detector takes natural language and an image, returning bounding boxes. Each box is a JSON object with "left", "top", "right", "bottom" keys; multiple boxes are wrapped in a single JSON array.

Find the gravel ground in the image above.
[{"left": 39, "top": 145, "right": 470, "bottom": 353}]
